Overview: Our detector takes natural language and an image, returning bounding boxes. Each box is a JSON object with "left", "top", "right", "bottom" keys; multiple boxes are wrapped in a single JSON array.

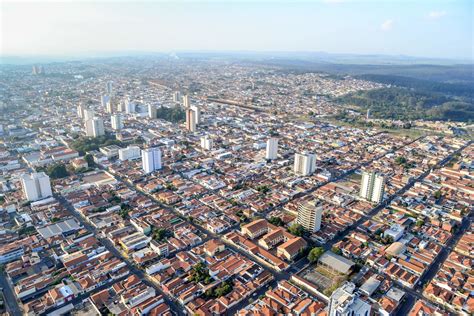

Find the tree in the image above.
[
  {"left": 190, "top": 262, "right": 210, "bottom": 283},
  {"left": 84, "top": 154, "right": 95, "bottom": 167},
  {"left": 152, "top": 228, "right": 173, "bottom": 241},
  {"left": 214, "top": 281, "right": 233, "bottom": 297},
  {"left": 71, "top": 135, "right": 122, "bottom": 155},
  {"left": 434, "top": 190, "right": 442, "bottom": 199},
  {"left": 156, "top": 106, "right": 186, "bottom": 123},
  {"left": 288, "top": 224, "right": 306, "bottom": 237},
  {"left": 331, "top": 246, "right": 342, "bottom": 255},
  {"left": 268, "top": 217, "right": 284, "bottom": 227},
  {"left": 256, "top": 185, "right": 270, "bottom": 194},
  {"left": 44, "top": 164, "right": 69, "bottom": 179},
  {"left": 415, "top": 219, "right": 425, "bottom": 227},
  {"left": 308, "top": 247, "right": 325, "bottom": 263},
  {"left": 395, "top": 156, "right": 407, "bottom": 165}
]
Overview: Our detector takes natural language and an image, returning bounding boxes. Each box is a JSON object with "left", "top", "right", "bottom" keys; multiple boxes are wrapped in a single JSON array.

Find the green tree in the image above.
[
  {"left": 190, "top": 262, "right": 210, "bottom": 283},
  {"left": 256, "top": 185, "right": 270, "bottom": 194},
  {"left": 331, "top": 246, "right": 342, "bottom": 255},
  {"left": 268, "top": 217, "right": 284, "bottom": 227},
  {"left": 152, "top": 228, "right": 173, "bottom": 241},
  {"left": 84, "top": 154, "right": 95, "bottom": 167},
  {"left": 308, "top": 247, "right": 325, "bottom": 263},
  {"left": 395, "top": 156, "right": 407, "bottom": 165},
  {"left": 45, "top": 164, "right": 69, "bottom": 179},
  {"left": 288, "top": 224, "right": 306, "bottom": 237},
  {"left": 415, "top": 219, "right": 425, "bottom": 227}
]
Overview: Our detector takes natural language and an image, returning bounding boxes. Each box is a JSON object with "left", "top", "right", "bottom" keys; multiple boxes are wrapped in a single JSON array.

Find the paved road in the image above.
[
  {"left": 0, "top": 273, "right": 22, "bottom": 316},
  {"left": 394, "top": 208, "right": 473, "bottom": 315},
  {"left": 56, "top": 194, "right": 186, "bottom": 316},
  {"left": 48, "top": 137, "right": 469, "bottom": 316},
  {"left": 93, "top": 135, "right": 427, "bottom": 313}
]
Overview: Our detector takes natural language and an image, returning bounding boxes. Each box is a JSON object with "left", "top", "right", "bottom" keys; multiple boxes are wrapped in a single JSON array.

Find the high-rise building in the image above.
[
  {"left": 328, "top": 282, "right": 371, "bottom": 316},
  {"left": 148, "top": 104, "right": 157, "bottom": 119},
  {"left": 297, "top": 200, "right": 323, "bottom": 232},
  {"left": 119, "top": 146, "right": 141, "bottom": 161},
  {"left": 266, "top": 138, "right": 278, "bottom": 160},
  {"left": 186, "top": 108, "right": 196, "bottom": 132},
  {"left": 84, "top": 109, "right": 95, "bottom": 121},
  {"left": 190, "top": 105, "right": 201, "bottom": 124},
  {"left": 20, "top": 172, "right": 52, "bottom": 202},
  {"left": 294, "top": 152, "right": 316, "bottom": 176},
  {"left": 106, "top": 81, "right": 113, "bottom": 95},
  {"left": 142, "top": 147, "right": 162, "bottom": 174},
  {"left": 182, "top": 95, "right": 190, "bottom": 108},
  {"left": 77, "top": 104, "right": 85, "bottom": 118},
  {"left": 85, "top": 118, "right": 105, "bottom": 137},
  {"left": 111, "top": 114, "right": 123, "bottom": 130},
  {"left": 101, "top": 95, "right": 110, "bottom": 108},
  {"left": 106, "top": 99, "right": 114, "bottom": 114},
  {"left": 359, "top": 171, "right": 385, "bottom": 204},
  {"left": 200, "top": 135, "right": 213, "bottom": 151},
  {"left": 173, "top": 91, "right": 181, "bottom": 103},
  {"left": 124, "top": 98, "right": 135, "bottom": 114}
]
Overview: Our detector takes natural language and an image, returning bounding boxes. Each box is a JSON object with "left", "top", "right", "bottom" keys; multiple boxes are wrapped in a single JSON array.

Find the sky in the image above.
[{"left": 1, "top": 0, "right": 473, "bottom": 60}]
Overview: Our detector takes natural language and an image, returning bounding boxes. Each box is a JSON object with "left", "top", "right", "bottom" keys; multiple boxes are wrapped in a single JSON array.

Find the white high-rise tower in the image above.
[
  {"left": 294, "top": 152, "right": 316, "bottom": 176},
  {"left": 200, "top": 135, "right": 213, "bottom": 151},
  {"left": 297, "top": 200, "right": 323, "bottom": 232},
  {"left": 111, "top": 114, "right": 123, "bottom": 130},
  {"left": 266, "top": 138, "right": 278, "bottom": 160},
  {"left": 360, "top": 171, "right": 385, "bottom": 204},
  {"left": 142, "top": 147, "right": 162, "bottom": 174},
  {"left": 186, "top": 108, "right": 196, "bottom": 132},
  {"left": 21, "top": 172, "right": 52, "bottom": 202},
  {"left": 182, "top": 95, "right": 190, "bottom": 108},
  {"left": 148, "top": 104, "right": 157, "bottom": 119},
  {"left": 85, "top": 118, "right": 105, "bottom": 137}
]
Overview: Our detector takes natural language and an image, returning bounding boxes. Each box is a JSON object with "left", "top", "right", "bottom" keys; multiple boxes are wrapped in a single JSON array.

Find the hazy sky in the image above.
[{"left": 1, "top": 0, "right": 473, "bottom": 60}]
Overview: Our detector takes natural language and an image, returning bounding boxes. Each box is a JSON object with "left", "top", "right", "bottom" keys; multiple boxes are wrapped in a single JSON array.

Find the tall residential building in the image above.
[
  {"left": 266, "top": 138, "right": 278, "bottom": 160},
  {"left": 359, "top": 171, "right": 385, "bottom": 204},
  {"left": 125, "top": 98, "right": 135, "bottom": 114},
  {"left": 106, "top": 81, "right": 113, "bottom": 95},
  {"left": 182, "top": 95, "right": 190, "bottom": 108},
  {"left": 84, "top": 109, "right": 95, "bottom": 121},
  {"left": 190, "top": 105, "right": 201, "bottom": 124},
  {"left": 142, "top": 147, "right": 162, "bottom": 174},
  {"left": 200, "top": 135, "right": 213, "bottom": 151},
  {"left": 111, "top": 114, "right": 123, "bottom": 130},
  {"left": 186, "top": 108, "right": 196, "bottom": 132},
  {"left": 297, "top": 200, "right": 323, "bottom": 232},
  {"left": 173, "top": 91, "right": 181, "bottom": 103},
  {"left": 119, "top": 146, "right": 141, "bottom": 161},
  {"left": 294, "top": 152, "right": 316, "bottom": 176},
  {"left": 85, "top": 118, "right": 105, "bottom": 137},
  {"left": 77, "top": 104, "right": 85, "bottom": 118},
  {"left": 101, "top": 95, "right": 110, "bottom": 108},
  {"left": 148, "top": 104, "right": 157, "bottom": 119},
  {"left": 328, "top": 282, "right": 371, "bottom": 316},
  {"left": 20, "top": 172, "right": 52, "bottom": 202},
  {"left": 106, "top": 100, "right": 114, "bottom": 114}
]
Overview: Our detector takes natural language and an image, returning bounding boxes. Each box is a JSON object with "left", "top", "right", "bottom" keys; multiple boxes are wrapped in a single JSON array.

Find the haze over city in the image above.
[{"left": 2, "top": 0, "right": 473, "bottom": 60}]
